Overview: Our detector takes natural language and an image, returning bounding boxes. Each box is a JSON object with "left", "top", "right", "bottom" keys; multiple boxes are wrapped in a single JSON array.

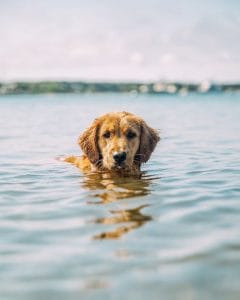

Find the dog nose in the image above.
[{"left": 113, "top": 152, "right": 127, "bottom": 164}]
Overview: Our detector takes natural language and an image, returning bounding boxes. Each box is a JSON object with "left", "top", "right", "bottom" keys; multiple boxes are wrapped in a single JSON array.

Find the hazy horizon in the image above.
[{"left": 1, "top": 0, "right": 240, "bottom": 82}]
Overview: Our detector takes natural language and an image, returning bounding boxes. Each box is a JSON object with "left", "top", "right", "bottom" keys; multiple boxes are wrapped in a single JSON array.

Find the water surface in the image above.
[{"left": 0, "top": 93, "right": 240, "bottom": 300}]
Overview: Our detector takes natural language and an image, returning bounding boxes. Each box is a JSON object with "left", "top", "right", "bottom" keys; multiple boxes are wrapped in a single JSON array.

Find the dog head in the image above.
[{"left": 79, "top": 112, "right": 160, "bottom": 171}]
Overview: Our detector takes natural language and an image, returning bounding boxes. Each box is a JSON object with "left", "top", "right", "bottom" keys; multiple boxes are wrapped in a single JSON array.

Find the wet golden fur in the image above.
[{"left": 64, "top": 112, "right": 160, "bottom": 174}]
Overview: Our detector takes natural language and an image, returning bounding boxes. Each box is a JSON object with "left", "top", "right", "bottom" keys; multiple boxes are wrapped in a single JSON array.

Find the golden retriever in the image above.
[{"left": 64, "top": 111, "right": 160, "bottom": 174}]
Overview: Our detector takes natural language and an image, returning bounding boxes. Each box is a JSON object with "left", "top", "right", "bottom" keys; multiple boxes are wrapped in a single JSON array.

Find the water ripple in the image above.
[{"left": 1, "top": 94, "right": 240, "bottom": 299}]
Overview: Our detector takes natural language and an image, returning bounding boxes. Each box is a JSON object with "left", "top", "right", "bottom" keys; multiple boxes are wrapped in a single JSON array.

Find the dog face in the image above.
[
  {"left": 98, "top": 113, "right": 141, "bottom": 170},
  {"left": 79, "top": 112, "right": 160, "bottom": 171}
]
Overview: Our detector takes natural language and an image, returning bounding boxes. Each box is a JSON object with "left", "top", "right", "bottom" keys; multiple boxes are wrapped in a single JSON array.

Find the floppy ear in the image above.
[
  {"left": 138, "top": 120, "right": 160, "bottom": 163},
  {"left": 78, "top": 120, "right": 100, "bottom": 164}
]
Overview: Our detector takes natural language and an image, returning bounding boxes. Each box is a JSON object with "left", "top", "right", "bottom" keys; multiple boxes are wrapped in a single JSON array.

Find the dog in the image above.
[{"left": 64, "top": 111, "right": 160, "bottom": 174}]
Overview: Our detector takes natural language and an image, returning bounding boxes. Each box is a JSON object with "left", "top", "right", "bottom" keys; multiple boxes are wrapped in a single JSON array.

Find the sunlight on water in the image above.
[{"left": 0, "top": 93, "right": 240, "bottom": 299}]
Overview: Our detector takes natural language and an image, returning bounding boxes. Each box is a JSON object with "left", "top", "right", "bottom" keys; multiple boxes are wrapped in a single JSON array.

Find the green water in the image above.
[{"left": 0, "top": 93, "right": 240, "bottom": 300}]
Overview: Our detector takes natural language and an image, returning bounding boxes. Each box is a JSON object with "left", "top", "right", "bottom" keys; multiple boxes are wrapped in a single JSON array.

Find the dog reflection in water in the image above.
[{"left": 81, "top": 172, "right": 153, "bottom": 239}]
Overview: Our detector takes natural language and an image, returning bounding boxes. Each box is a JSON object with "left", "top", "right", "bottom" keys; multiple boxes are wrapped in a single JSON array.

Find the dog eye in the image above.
[
  {"left": 127, "top": 131, "right": 136, "bottom": 139},
  {"left": 103, "top": 131, "right": 111, "bottom": 138}
]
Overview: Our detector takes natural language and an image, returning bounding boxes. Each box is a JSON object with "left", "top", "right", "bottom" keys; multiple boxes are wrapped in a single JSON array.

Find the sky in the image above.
[{"left": 1, "top": 0, "right": 240, "bottom": 82}]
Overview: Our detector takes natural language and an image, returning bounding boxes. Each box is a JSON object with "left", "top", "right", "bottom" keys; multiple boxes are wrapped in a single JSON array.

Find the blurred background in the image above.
[{"left": 1, "top": 0, "right": 240, "bottom": 83}]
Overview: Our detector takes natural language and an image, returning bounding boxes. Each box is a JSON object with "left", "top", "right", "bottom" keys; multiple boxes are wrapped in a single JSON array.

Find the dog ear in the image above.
[
  {"left": 138, "top": 120, "right": 160, "bottom": 163},
  {"left": 78, "top": 120, "right": 100, "bottom": 164}
]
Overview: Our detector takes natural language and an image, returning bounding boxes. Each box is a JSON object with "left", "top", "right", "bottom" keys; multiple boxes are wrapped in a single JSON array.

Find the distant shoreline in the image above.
[{"left": 0, "top": 81, "right": 240, "bottom": 95}]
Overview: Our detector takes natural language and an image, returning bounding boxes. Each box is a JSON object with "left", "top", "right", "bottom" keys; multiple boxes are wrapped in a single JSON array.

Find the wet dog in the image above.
[{"left": 64, "top": 111, "right": 160, "bottom": 174}]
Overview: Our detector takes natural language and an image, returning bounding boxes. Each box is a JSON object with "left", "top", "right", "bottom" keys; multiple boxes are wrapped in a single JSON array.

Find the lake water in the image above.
[{"left": 0, "top": 93, "right": 240, "bottom": 300}]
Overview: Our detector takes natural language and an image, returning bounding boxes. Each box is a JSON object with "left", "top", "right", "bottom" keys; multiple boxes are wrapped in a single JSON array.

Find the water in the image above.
[{"left": 0, "top": 93, "right": 240, "bottom": 300}]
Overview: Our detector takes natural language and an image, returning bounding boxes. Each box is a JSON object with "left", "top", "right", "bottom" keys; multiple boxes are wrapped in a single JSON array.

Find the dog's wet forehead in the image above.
[
  {"left": 100, "top": 115, "right": 140, "bottom": 136},
  {"left": 120, "top": 117, "right": 140, "bottom": 135}
]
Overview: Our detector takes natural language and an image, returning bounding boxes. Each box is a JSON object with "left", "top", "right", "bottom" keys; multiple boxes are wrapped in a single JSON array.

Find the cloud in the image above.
[
  {"left": 129, "top": 52, "right": 144, "bottom": 65},
  {"left": 0, "top": 0, "right": 240, "bottom": 81}
]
